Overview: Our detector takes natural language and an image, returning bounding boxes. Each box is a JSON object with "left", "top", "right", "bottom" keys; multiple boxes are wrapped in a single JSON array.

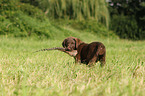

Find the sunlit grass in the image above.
[{"left": 0, "top": 35, "right": 144, "bottom": 96}]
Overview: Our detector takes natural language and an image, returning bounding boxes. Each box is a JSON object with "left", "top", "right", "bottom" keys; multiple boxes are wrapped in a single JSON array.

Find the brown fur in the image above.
[
  {"left": 75, "top": 42, "right": 106, "bottom": 66},
  {"left": 62, "top": 37, "right": 83, "bottom": 51}
]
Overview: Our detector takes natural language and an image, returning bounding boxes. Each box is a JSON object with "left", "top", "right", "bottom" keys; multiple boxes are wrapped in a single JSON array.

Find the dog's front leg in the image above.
[{"left": 75, "top": 54, "right": 81, "bottom": 64}]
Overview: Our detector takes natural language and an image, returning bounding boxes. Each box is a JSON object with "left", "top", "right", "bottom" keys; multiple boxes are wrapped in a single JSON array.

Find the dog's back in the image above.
[{"left": 75, "top": 42, "right": 106, "bottom": 66}]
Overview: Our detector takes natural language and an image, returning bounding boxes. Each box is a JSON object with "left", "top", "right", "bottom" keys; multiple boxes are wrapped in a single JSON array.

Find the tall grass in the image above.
[
  {"left": 0, "top": 29, "right": 144, "bottom": 95},
  {"left": 37, "top": 0, "right": 110, "bottom": 27}
]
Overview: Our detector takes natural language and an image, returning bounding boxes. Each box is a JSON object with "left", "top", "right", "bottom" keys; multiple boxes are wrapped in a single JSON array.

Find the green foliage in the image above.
[
  {"left": 34, "top": 0, "right": 110, "bottom": 28},
  {"left": 52, "top": 19, "right": 116, "bottom": 38},
  {"left": 19, "top": 3, "right": 46, "bottom": 21},
  {"left": 108, "top": 0, "right": 145, "bottom": 40},
  {"left": 0, "top": 0, "right": 113, "bottom": 39},
  {"left": 69, "top": 21, "right": 114, "bottom": 37},
  {"left": 0, "top": 15, "right": 18, "bottom": 35},
  {"left": 136, "top": 2, "right": 145, "bottom": 33},
  {"left": 110, "top": 15, "right": 144, "bottom": 40},
  {"left": 0, "top": 0, "right": 57, "bottom": 38},
  {"left": 0, "top": 0, "right": 19, "bottom": 11}
]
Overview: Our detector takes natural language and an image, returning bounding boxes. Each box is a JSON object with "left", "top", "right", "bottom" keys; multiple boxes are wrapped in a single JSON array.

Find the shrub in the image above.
[
  {"left": 0, "top": 15, "right": 21, "bottom": 35},
  {"left": 110, "top": 15, "right": 144, "bottom": 40},
  {"left": 0, "top": 0, "right": 52, "bottom": 38},
  {"left": 19, "top": 3, "right": 47, "bottom": 21},
  {"left": 0, "top": 10, "right": 52, "bottom": 37}
]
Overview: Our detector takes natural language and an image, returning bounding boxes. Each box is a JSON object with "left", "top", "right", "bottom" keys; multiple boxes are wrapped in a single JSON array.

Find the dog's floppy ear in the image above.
[
  {"left": 62, "top": 39, "right": 66, "bottom": 48},
  {"left": 73, "top": 38, "right": 83, "bottom": 50}
]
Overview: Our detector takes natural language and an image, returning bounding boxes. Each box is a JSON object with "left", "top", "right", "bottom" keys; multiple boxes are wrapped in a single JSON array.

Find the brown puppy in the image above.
[
  {"left": 34, "top": 37, "right": 83, "bottom": 53},
  {"left": 34, "top": 37, "right": 106, "bottom": 66},
  {"left": 62, "top": 37, "right": 83, "bottom": 51},
  {"left": 74, "top": 42, "right": 106, "bottom": 66}
]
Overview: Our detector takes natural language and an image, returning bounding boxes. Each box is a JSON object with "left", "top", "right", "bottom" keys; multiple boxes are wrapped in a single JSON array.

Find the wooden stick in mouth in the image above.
[
  {"left": 34, "top": 47, "right": 77, "bottom": 57},
  {"left": 34, "top": 47, "right": 66, "bottom": 52}
]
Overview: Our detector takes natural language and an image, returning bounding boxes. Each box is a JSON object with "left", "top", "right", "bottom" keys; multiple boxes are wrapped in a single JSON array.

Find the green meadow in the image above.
[
  {"left": 0, "top": 0, "right": 145, "bottom": 96},
  {"left": 0, "top": 31, "right": 144, "bottom": 96}
]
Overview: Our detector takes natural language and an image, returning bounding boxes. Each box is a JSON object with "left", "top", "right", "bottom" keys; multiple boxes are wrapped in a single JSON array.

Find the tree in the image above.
[
  {"left": 21, "top": 0, "right": 110, "bottom": 28},
  {"left": 108, "top": 0, "right": 145, "bottom": 40}
]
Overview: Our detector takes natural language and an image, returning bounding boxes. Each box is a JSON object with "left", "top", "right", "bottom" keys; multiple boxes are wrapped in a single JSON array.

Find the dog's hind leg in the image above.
[
  {"left": 99, "top": 54, "right": 106, "bottom": 67},
  {"left": 87, "top": 55, "right": 98, "bottom": 66}
]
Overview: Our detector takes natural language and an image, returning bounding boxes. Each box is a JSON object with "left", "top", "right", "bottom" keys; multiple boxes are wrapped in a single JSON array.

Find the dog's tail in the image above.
[{"left": 34, "top": 47, "right": 66, "bottom": 53}]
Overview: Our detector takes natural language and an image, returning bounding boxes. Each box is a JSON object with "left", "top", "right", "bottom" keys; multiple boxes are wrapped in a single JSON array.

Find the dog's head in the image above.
[{"left": 62, "top": 37, "right": 83, "bottom": 51}]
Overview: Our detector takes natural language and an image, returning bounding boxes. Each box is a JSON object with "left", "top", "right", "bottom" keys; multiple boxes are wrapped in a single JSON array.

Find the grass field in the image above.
[{"left": 0, "top": 33, "right": 144, "bottom": 96}]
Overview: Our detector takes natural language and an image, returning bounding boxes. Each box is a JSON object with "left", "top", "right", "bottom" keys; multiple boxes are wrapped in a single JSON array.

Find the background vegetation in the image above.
[
  {"left": 0, "top": 0, "right": 112, "bottom": 39},
  {"left": 108, "top": 0, "right": 145, "bottom": 40},
  {"left": 0, "top": 0, "right": 145, "bottom": 95},
  {"left": 1, "top": 0, "right": 145, "bottom": 40},
  {"left": 21, "top": 0, "right": 110, "bottom": 27}
]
